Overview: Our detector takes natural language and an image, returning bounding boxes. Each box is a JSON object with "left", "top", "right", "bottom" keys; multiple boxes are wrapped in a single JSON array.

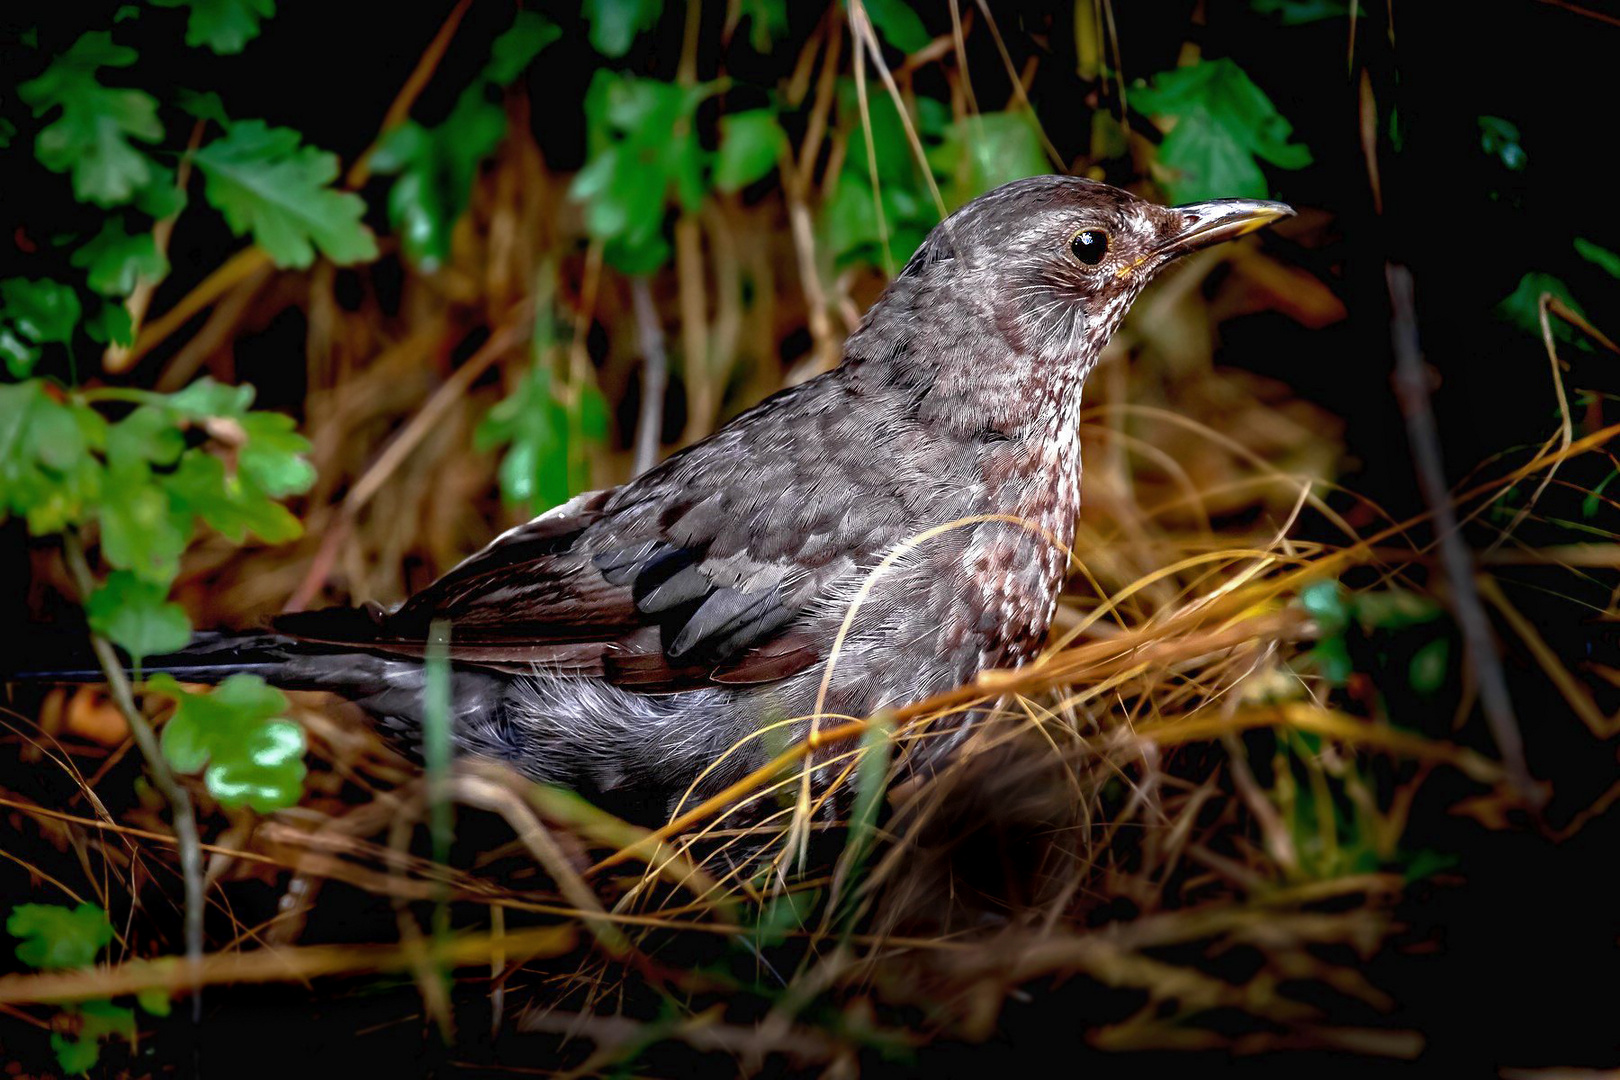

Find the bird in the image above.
[{"left": 24, "top": 176, "right": 1292, "bottom": 811}]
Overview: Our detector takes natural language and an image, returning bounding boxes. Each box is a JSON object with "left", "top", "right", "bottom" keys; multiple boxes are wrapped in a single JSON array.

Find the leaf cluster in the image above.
[{"left": 6, "top": 903, "right": 169, "bottom": 1075}]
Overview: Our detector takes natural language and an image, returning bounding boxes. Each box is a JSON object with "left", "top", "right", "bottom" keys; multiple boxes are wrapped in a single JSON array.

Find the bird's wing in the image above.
[{"left": 276, "top": 378, "right": 885, "bottom": 692}]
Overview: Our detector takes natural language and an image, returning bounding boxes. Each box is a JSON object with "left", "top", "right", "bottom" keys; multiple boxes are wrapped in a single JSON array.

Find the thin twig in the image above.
[
  {"left": 972, "top": 0, "right": 1064, "bottom": 166},
  {"left": 1484, "top": 291, "right": 1576, "bottom": 555},
  {"left": 0, "top": 925, "right": 578, "bottom": 1007},
  {"left": 848, "top": 0, "right": 947, "bottom": 220},
  {"left": 62, "top": 535, "right": 207, "bottom": 1015},
  {"left": 346, "top": 0, "right": 475, "bottom": 188},
  {"left": 1536, "top": 0, "right": 1620, "bottom": 29},
  {"left": 1385, "top": 264, "right": 1537, "bottom": 804},
  {"left": 629, "top": 278, "right": 669, "bottom": 475},
  {"left": 105, "top": 118, "right": 208, "bottom": 374}
]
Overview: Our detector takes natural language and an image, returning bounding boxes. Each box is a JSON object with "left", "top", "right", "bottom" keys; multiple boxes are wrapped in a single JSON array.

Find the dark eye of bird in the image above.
[{"left": 1070, "top": 229, "right": 1108, "bottom": 266}]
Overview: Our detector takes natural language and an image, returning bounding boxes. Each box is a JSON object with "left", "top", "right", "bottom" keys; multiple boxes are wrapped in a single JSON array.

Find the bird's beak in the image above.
[{"left": 1154, "top": 198, "right": 1295, "bottom": 260}]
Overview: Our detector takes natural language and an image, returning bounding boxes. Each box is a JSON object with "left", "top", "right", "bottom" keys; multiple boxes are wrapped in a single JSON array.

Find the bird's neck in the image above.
[
  {"left": 841, "top": 278, "right": 1117, "bottom": 662},
  {"left": 843, "top": 273, "right": 1106, "bottom": 445}
]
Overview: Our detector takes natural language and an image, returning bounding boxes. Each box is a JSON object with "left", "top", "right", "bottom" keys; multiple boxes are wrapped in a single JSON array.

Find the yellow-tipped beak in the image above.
[{"left": 1156, "top": 198, "right": 1295, "bottom": 259}]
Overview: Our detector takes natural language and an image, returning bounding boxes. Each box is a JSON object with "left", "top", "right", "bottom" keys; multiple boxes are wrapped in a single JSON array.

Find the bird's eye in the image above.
[{"left": 1070, "top": 229, "right": 1109, "bottom": 266}]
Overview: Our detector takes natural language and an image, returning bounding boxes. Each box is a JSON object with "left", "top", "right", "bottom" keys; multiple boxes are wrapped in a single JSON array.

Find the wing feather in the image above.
[{"left": 274, "top": 372, "right": 909, "bottom": 694}]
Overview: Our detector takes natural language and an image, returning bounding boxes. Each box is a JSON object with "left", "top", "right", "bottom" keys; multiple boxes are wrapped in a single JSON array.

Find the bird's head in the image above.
[{"left": 871, "top": 174, "right": 1294, "bottom": 374}]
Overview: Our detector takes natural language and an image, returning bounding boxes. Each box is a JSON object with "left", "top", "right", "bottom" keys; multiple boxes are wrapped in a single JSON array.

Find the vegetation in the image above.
[{"left": 2, "top": 0, "right": 1616, "bottom": 1074}]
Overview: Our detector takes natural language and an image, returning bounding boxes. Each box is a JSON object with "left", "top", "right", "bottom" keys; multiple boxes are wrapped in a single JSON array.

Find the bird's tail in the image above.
[
  {"left": 7, "top": 628, "right": 310, "bottom": 688},
  {"left": 7, "top": 619, "right": 512, "bottom": 772}
]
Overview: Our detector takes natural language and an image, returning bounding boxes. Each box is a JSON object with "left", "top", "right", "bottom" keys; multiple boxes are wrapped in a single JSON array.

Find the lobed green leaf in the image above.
[
  {"left": 0, "top": 278, "right": 81, "bottom": 376},
  {"left": 0, "top": 381, "right": 105, "bottom": 532},
  {"left": 152, "top": 673, "right": 307, "bottom": 811},
  {"left": 7, "top": 903, "right": 112, "bottom": 970},
  {"left": 17, "top": 31, "right": 165, "bottom": 207},
  {"left": 715, "top": 109, "right": 787, "bottom": 193},
  {"left": 195, "top": 119, "right": 378, "bottom": 268},
  {"left": 584, "top": 0, "right": 662, "bottom": 57},
  {"left": 86, "top": 570, "right": 192, "bottom": 661},
  {"left": 1134, "top": 58, "right": 1310, "bottom": 203},
  {"left": 71, "top": 218, "right": 168, "bottom": 296},
  {"left": 859, "top": 0, "right": 931, "bottom": 53},
  {"left": 151, "top": 0, "right": 276, "bottom": 55}
]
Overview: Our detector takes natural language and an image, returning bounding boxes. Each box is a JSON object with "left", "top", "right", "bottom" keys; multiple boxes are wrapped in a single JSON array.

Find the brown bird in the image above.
[{"left": 37, "top": 176, "right": 1293, "bottom": 810}]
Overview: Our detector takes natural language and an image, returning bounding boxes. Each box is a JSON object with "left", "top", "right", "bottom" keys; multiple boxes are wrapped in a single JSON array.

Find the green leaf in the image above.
[
  {"left": 579, "top": 382, "right": 609, "bottom": 440},
  {"left": 736, "top": 0, "right": 788, "bottom": 51},
  {"left": 751, "top": 888, "right": 820, "bottom": 948},
  {"left": 237, "top": 410, "right": 315, "bottom": 496},
  {"left": 860, "top": 0, "right": 931, "bottom": 53},
  {"left": 1353, "top": 588, "right": 1441, "bottom": 631},
  {"left": 2, "top": 277, "right": 82, "bottom": 344},
  {"left": 7, "top": 903, "right": 112, "bottom": 970},
  {"left": 1307, "top": 635, "right": 1352, "bottom": 685},
  {"left": 1407, "top": 637, "right": 1450, "bottom": 695},
  {"left": 484, "top": 10, "right": 559, "bottom": 84},
  {"left": 1479, "top": 115, "right": 1525, "bottom": 172},
  {"left": 175, "top": 87, "right": 233, "bottom": 126},
  {"left": 87, "top": 570, "right": 192, "bottom": 661},
  {"left": 163, "top": 448, "right": 303, "bottom": 544},
  {"left": 195, "top": 119, "right": 378, "bottom": 268},
  {"left": 1401, "top": 847, "right": 1459, "bottom": 883},
  {"left": 373, "top": 96, "right": 505, "bottom": 269},
  {"left": 100, "top": 467, "right": 188, "bottom": 583},
  {"left": 1134, "top": 58, "right": 1310, "bottom": 203},
  {"left": 137, "top": 985, "right": 173, "bottom": 1017},
  {"left": 476, "top": 365, "right": 569, "bottom": 510},
  {"left": 150, "top": 0, "right": 276, "bottom": 54},
  {"left": 1582, "top": 469, "right": 1617, "bottom": 520},
  {"left": 0, "top": 381, "right": 105, "bottom": 531},
  {"left": 572, "top": 73, "right": 709, "bottom": 272},
  {"left": 86, "top": 301, "right": 136, "bottom": 347},
  {"left": 71, "top": 217, "right": 169, "bottom": 296},
  {"left": 583, "top": 0, "right": 662, "bottom": 57},
  {"left": 1497, "top": 271, "right": 1586, "bottom": 347},
  {"left": 134, "top": 163, "right": 189, "bottom": 219},
  {"left": 821, "top": 84, "right": 948, "bottom": 270},
  {"left": 1, "top": 277, "right": 81, "bottom": 375},
  {"left": 1298, "top": 578, "right": 1349, "bottom": 635},
  {"left": 1575, "top": 238, "right": 1620, "bottom": 280},
  {"left": 370, "top": 9, "right": 555, "bottom": 269},
  {"left": 107, "top": 405, "right": 185, "bottom": 468},
  {"left": 715, "top": 109, "right": 787, "bottom": 193},
  {"left": 165, "top": 375, "right": 255, "bottom": 419},
  {"left": 52, "top": 1030, "right": 103, "bottom": 1076},
  {"left": 153, "top": 673, "right": 306, "bottom": 811},
  {"left": 53, "top": 1000, "right": 136, "bottom": 1076},
  {"left": 943, "top": 110, "right": 1050, "bottom": 203},
  {"left": 1250, "top": 0, "right": 1361, "bottom": 24},
  {"left": 477, "top": 366, "right": 607, "bottom": 512},
  {"left": 0, "top": 328, "right": 36, "bottom": 378},
  {"left": 17, "top": 31, "right": 164, "bottom": 206}
]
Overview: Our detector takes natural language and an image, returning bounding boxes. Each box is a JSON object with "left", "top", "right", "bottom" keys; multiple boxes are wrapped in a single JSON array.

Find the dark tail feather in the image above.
[
  {"left": 7, "top": 629, "right": 299, "bottom": 686},
  {"left": 7, "top": 618, "right": 510, "bottom": 765}
]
